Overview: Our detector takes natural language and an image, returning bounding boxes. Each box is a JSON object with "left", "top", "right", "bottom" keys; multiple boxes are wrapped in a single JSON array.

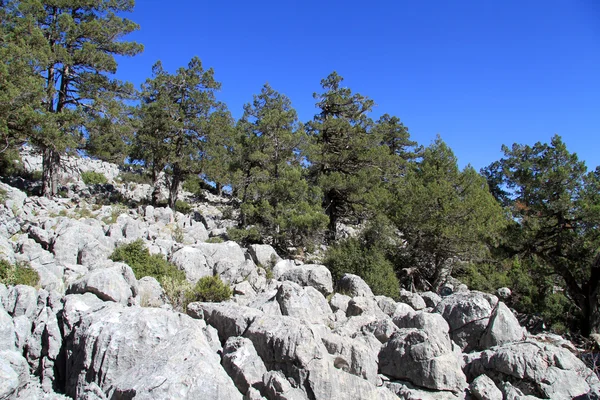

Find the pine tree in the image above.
[
  {"left": 306, "top": 72, "right": 390, "bottom": 240},
  {"left": 133, "top": 57, "right": 226, "bottom": 209},
  {"left": 483, "top": 135, "right": 600, "bottom": 335},
  {"left": 232, "top": 83, "right": 327, "bottom": 252},
  {"left": 6, "top": 0, "right": 142, "bottom": 196},
  {"left": 392, "top": 136, "right": 506, "bottom": 290}
]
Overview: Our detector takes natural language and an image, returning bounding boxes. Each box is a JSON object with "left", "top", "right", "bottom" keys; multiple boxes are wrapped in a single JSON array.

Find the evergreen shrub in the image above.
[
  {"left": 0, "top": 260, "right": 40, "bottom": 287},
  {"left": 81, "top": 171, "right": 108, "bottom": 185}
]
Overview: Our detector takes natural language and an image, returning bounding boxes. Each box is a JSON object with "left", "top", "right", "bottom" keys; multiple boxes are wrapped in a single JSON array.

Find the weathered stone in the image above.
[
  {"left": 222, "top": 336, "right": 268, "bottom": 394},
  {"left": 337, "top": 273, "right": 374, "bottom": 297},
  {"left": 398, "top": 289, "right": 426, "bottom": 310},
  {"left": 196, "top": 241, "right": 246, "bottom": 269},
  {"left": 434, "top": 291, "right": 498, "bottom": 352},
  {"left": 170, "top": 246, "right": 211, "bottom": 283},
  {"left": 188, "top": 302, "right": 263, "bottom": 343},
  {"left": 421, "top": 291, "right": 442, "bottom": 308},
  {"left": 280, "top": 264, "right": 333, "bottom": 296},
  {"left": 470, "top": 374, "right": 502, "bottom": 400},
  {"left": 465, "top": 340, "right": 599, "bottom": 400},
  {"left": 248, "top": 244, "right": 281, "bottom": 268},
  {"left": 0, "top": 308, "right": 16, "bottom": 351},
  {"left": 62, "top": 296, "right": 243, "bottom": 399},
  {"left": 479, "top": 302, "right": 525, "bottom": 349},
  {"left": 67, "top": 264, "right": 135, "bottom": 304},
  {"left": 137, "top": 276, "right": 168, "bottom": 307},
  {"left": 276, "top": 281, "right": 332, "bottom": 324},
  {"left": 379, "top": 329, "right": 467, "bottom": 393},
  {"left": 321, "top": 331, "right": 378, "bottom": 384},
  {"left": 329, "top": 293, "right": 351, "bottom": 314}
]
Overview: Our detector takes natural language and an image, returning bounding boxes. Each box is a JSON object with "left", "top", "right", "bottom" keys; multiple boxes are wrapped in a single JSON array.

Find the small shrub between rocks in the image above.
[
  {"left": 175, "top": 200, "right": 192, "bottom": 215},
  {"left": 110, "top": 239, "right": 185, "bottom": 282},
  {"left": 206, "top": 236, "right": 224, "bottom": 244},
  {"left": 0, "top": 260, "right": 40, "bottom": 287},
  {"left": 186, "top": 275, "right": 232, "bottom": 303},
  {"left": 81, "top": 171, "right": 108, "bottom": 185}
]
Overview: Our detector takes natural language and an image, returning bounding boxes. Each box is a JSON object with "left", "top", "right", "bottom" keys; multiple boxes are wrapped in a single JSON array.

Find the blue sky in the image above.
[{"left": 114, "top": 0, "right": 600, "bottom": 171}]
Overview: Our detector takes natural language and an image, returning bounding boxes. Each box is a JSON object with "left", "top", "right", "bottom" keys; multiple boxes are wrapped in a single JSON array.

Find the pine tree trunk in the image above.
[
  {"left": 168, "top": 164, "right": 181, "bottom": 210},
  {"left": 42, "top": 147, "right": 60, "bottom": 197}
]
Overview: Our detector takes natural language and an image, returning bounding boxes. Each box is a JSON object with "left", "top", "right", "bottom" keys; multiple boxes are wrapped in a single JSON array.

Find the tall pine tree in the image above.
[{"left": 9, "top": 0, "right": 142, "bottom": 196}]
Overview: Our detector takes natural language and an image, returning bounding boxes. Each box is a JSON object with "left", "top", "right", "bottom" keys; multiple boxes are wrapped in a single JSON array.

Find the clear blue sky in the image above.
[{"left": 114, "top": 0, "right": 600, "bottom": 171}]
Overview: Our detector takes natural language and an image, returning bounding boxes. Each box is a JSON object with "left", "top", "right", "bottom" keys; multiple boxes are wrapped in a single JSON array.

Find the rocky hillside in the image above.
[{"left": 0, "top": 157, "right": 599, "bottom": 400}]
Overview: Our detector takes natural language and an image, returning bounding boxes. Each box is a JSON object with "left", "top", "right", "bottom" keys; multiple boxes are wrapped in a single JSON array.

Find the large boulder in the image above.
[
  {"left": 222, "top": 336, "right": 268, "bottom": 395},
  {"left": 187, "top": 302, "right": 264, "bottom": 343},
  {"left": 379, "top": 328, "right": 467, "bottom": 394},
  {"left": 195, "top": 241, "right": 246, "bottom": 269},
  {"left": 67, "top": 263, "right": 137, "bottom": 304},
  {"left": 276, "top": 281, "right": 333, "bottom": 325},
  {"left": 61, "top": 295, "right": 243, "bottom": 399},
  {"left": 465, "top": 339, "right": 600, "bottom": 400},
  {"left": 280, "top": 264, "right": 334, "bottom": 296},
  {"left": 170, "top": 246, "right": 211, "bottom": 283},
  {"left": 248, "top": 244, "right": 281, "bottom": 268},
  {"left": 337, "top": 274, "right": 374, "bottom": 297},
  {"left": 435, "top": 291, "right": 500, "bottom": 352}
]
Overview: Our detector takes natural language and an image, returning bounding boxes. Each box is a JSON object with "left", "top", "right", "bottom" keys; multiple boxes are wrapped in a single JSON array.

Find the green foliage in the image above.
[
  {"left": 390, "top": 136, "right": 506, "bottom": 290},
  {"left": 483, "top": 135, "right": 600, "bottom": 335},
  {"left": 175, "top": 200, "right": 192, "bottom": 215},
  {"left": 102, "top": 204, "right": 128, "bottom": 225},
  {"left": 119, "top": 170, "right": 153, "bottom": 185},
  {"left": 4, "top": 0, "right": 143, "bottom": 196},
  {"left": 232, "top": 84, "right": 328, "bottom": 253},
  {"left": 0, "top": 259, "right": 39, "bottom": 287},
  {"left": 81, "top": 171, "right": 108, "bottom": 185},
  {"left": 325, "top": 236, "right": 400, "bottom": 299},
  {"left": 186, "top": 275, "right": 232, "bottom": 303},
  {"left": 306, "top": 72, "right": 407, "bottom": 240},
  {"left": 0, "top": 188, "right": 7, "bottom": 204},
  {"left": 110, "top": 239, "right": 185, "bottom": 281},
  {"left": 159, "top": 275, "right": 193, "bottom": 312},
  {"left": 182, "top": 175, "right": 203, "bottom": 196},
  {"left": 132, "top": 57, "right": 229, "bottom": 208},
  {"left": 206, "top": 236, "right": 224, "bottom": 243},
  {"left": 227, "top": 226, "right": 262, "bottom": 245}
]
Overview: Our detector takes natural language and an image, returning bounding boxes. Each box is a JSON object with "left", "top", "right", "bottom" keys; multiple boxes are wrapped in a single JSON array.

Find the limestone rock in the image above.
[
  {"left": 248, "top": 244, "right": 281, "bottom": 268},
  {"left": 276, "top": 281, "right": 332, "bottom": 324},
  {"left": 280, "top": 264, "right": 333, "bottom": 296},
  {"left": 170, "top": 246, "right": 211, "bottom": 283},
  {"left": 222, "top": 336, "right": 268, "bottom": 394},
  {"left": 470, "top": 374, "right": 502, "bottom": 400},
  {"left": 337, "top": 274, "right": 374, "bottom": 297},
  {"left": 62, "top": 296, "right": 243, "bottom": 399}
]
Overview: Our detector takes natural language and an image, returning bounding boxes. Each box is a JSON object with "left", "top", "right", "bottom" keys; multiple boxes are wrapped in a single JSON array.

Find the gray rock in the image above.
[
  {"left": 276, "top": 281, "right": 332, "bottom": 324},
  {"left": 0, "top": 308, "right": 16, "bottom": 351},
  {"left": 398, "top": 289, "right": 427, "bottom": 310},
  {"left": 12, "top": 315, "right": 32, "bottom": 351},
  {"left": 137, "top": 276, "right": 168, "bottom": 307},
  {"left": 434, "top": 291, "right": 498, "bottom": 352},
  {"left": 375, "top": 296, "right": 398, "bottom": 316},
  {"left": 0, "top": 236, "right": 16, "bottom": 264},
  {"left": 384, "top": 380, "right": 464, "bottom": 399},
  {"left": 272, "top": 259, "right": 296, "bottom": 280},
  {"left": 196, "top": 241, "right": 246, "bottom": 269},
  {"left": 0, "top": 350, "right": 29, "bottom": 395},
  {"left": 182, "top": 219, "right": 209, "bottom": 244},
  {"left": 421, "top": 291, "right": 442, "bottom": 308},
  {"left": 222, "top": 336, "right": 268, "bottom": 394},
  {"left": 215, "top": 259, "right": 256, "bottom": 285},
  {"left": 496, "top": 287, "right": 511, "bottom": 299},
  {"left": 248, "top": 244, "right": 281, "bottom": 268},
  {"left": 379, "top": 328, "right": 467, "bottom": 393},
  {"left": 465, "top": 340, "right": 599, "bottom": 400},
  {"left": 67, "top": 264, "right": 135, "bottom": 304},
  {"left": 170, "top": 246, "right": 211, "bottom": 283},
  {"left": 0, "top": 354, "right": 19, "bottom": 400},
  {"left": 470, "top": 374, "right": 502, "bottom": 400},
  {"left": 62, "top": 296, "right": 243, "bottom": 399},
  {"left": 479, "top": 302, "right": 525, "bottom": 349},
  {"left": 321, "top": 331, "right": 379, "bottom": 384},
  {"left": 280, "top": 264, "right": 334, "bottom": 296},
  {"left": 4, "top": 284, "right": 38, "bottom": 318},
  {"left": 188, "top": 302, "right": 263, "bottom": 343},
  {"left": 262, "top": 370, "right": 306, "bottom": 400},
  {"left": 337, "top": 273, "right": 374, "bottom": 297},
  {"left": 347, "top": 296, "right": 383, "bottom": 317},
  {"left": 329, "top": 293, "right": 351, "bottom": 314}
]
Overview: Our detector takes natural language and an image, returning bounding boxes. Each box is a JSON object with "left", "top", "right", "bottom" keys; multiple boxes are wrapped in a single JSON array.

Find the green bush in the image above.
[
  {"left": 81, "top": 171, "right": 108, "bottom": 185},
  {"left": 175, "top": 200, "right": 192, "bottom": 214},
  {"left": 227, "top": 226, "right": 262, "bottom": 245},
  {"left": 0, "top": 260, "right": 40, "bottom": 287},
  {"left": 119, "top": 170, "right": 152, "bottom": 185},
  {"left": 206, "top": 236, "right": 224, "bottom": 244},
  {"left": 325, "top": 237, "right": 400, "bottom": 299},
  {"left": 186, "top": 275, "right": 232, "bottom": 303},
  {"left": 110, "top": 239, "right": 185, "bottom": 281}
]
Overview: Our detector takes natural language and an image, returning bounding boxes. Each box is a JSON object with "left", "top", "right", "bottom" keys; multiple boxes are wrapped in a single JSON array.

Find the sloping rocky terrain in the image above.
[{"left": 1, "top": 155, "right": 599, "bottom": 400}]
